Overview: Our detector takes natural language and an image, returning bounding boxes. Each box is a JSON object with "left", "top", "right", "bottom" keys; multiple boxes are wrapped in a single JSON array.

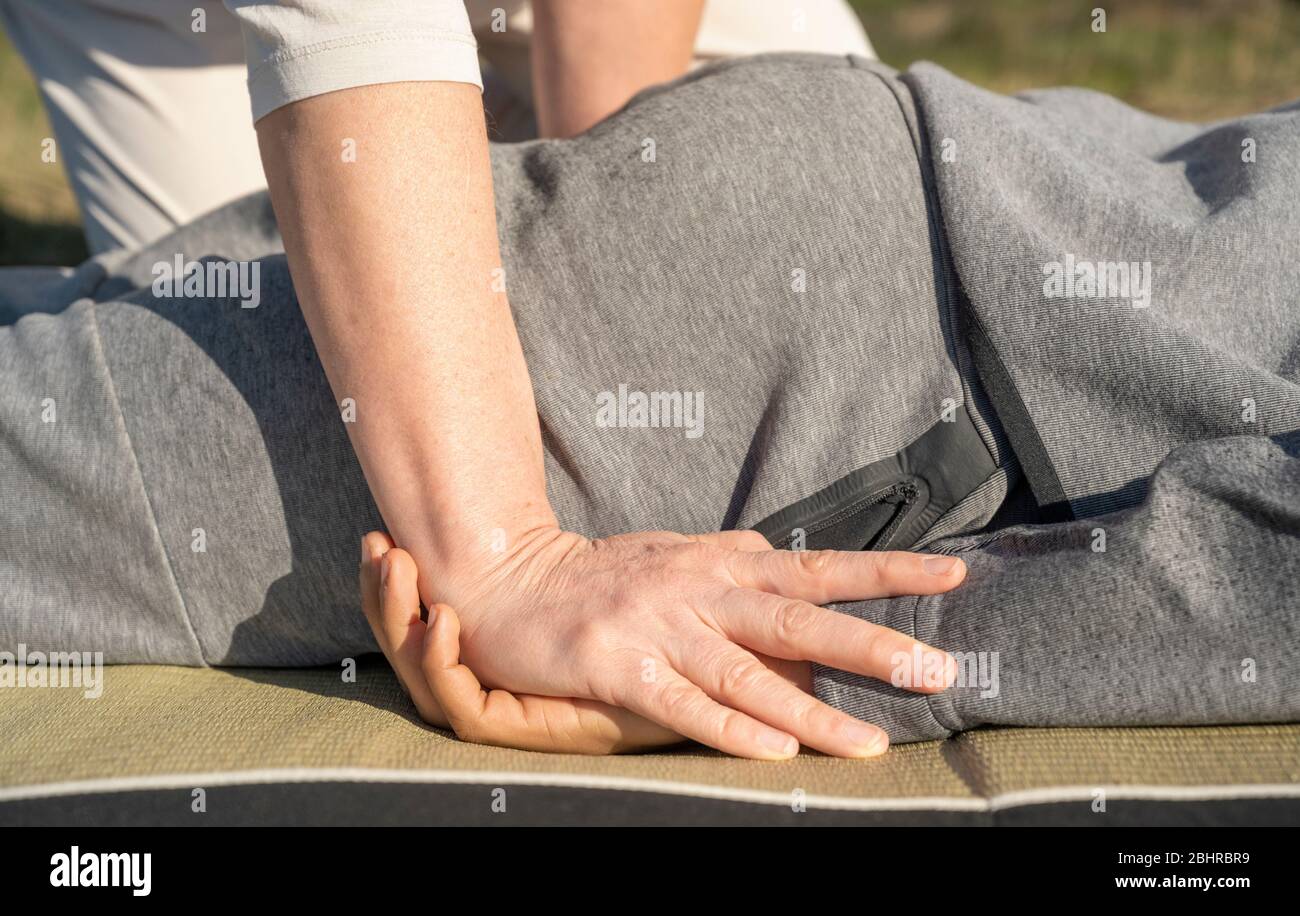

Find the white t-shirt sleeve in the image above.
[{"left": 224, "top": 1, "right": 483, "bottom": 121}]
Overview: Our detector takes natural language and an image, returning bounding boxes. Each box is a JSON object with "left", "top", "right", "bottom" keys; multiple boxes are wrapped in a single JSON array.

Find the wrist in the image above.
[{"left": 409, "top": 503, "right": 569, "bottom": 606}]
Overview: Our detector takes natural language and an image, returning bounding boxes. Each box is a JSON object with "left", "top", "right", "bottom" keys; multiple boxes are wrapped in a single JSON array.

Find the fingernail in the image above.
[
  {"left": 380, "top": 553, "right": 390, "bottom": 588},
  {"left": 759, "top": 730, "right": 797, "bottom": 757},
  {"left": 361, "top": 538, "right": 370, "bottom": 564},
  {"left": 923, "top": 555, "right": 959, "bottom": 575},
  {"left": 843, "top": 720, "right": 888, "bottom": 755}
]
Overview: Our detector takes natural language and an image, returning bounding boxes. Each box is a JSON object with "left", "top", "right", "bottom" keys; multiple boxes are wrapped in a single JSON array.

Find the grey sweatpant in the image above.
[{"left": 2, "top": 55, "right": 1297, "bottom": 743}]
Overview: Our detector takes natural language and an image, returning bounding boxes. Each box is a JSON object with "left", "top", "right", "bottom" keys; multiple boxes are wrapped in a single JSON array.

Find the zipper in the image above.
[
  {"left": 869, "top": 481, "right": 920, "bottom": 549},
  {"left": 773, "top": 479, "right": 919, "bottom": 551}
]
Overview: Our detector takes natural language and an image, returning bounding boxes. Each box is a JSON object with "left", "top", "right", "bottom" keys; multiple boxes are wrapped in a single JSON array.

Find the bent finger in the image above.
[
  {"left": 359, "top": 531, "right": 408, "bottom": 696},
  {"left": 359, "top": 531, "right": 396, "bottom": 632},
  {"left": 370, "top": 545, "right": 449, "bottom": 727}
]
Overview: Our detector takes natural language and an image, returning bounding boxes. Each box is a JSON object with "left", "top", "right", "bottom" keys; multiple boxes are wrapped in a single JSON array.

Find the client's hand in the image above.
[{"left": 361, "top": 532, "right": 681, "bottom": 754}]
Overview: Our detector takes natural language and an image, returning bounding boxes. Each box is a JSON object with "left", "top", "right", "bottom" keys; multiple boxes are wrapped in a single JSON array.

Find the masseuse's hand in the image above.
[
  {"left": 362, "top": 532, "right": 821, "bottom": 756},
  {"left": 426, "top": 526, "right": 964, "bottom": 760}
]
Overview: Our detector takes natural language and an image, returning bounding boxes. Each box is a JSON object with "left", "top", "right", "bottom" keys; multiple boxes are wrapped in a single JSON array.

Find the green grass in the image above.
[
  {"left": 3, "top": 0, "right": 1299, "bottom": 265},
  {"left": 0, "top": 27, "right": 90, "bottom": 266},
  {"left": 850, "top": 0, "right": 1300, "bottom": 117}
]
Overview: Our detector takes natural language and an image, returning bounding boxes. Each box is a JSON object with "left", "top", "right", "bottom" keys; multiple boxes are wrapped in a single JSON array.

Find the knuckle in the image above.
[
  {"left": 714, "top": 707, "right": 754, "bottom": 747},
  {"left": 656, "top": 681, "right": 701, "bottom": 722},
  {"left": 419, "top": 705, "right": 452, "bottom": 732},
  {"left": 715, "top": 654, "right": 765, "bottom": 698},
  {"left": 855, "top": 624, "right": 884, "bottom": 665},
  {"left": 409, "top": 694, "right": 436, "bottom": 723},
  {"left": 535, "top": 703, "right": 571, "bottom": 749},
  {"left": 794, "top": 549, "right": 835, "bottom": 577},
  {"left": 565, "top": 615, "right": 615, "bottom": 668},
  {"left": 446, "top": 711, "right": 482, "bottom": 744},
  {"left": 566, "top": 615, "right": 600, "bottom": 650},
  {"left": 871, "top": 550, "right": 906, "bottom": 580},
  {"left": 738, "top": 530, "right": 772, "bottom": 551},
  {"left": 783, "top": 695, "right": 822, "bottom": 734},
  {"left": 774, "top": 599, "right": 818, "bottom": 645},
  {"left": 419, "top": 653, "right": 447, "bottom": 691},
  {"left": 677, "top": 540, "right": 722, "bottom": 571}
]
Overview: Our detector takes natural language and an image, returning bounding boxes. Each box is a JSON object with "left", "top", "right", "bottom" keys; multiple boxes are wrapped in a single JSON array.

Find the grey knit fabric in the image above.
[
  {"left": 2, "top": 55, "right": 1003, "bottom": 667},
  {"left": 907, "top": 63, "right": 1300, "bottom": 517},
  {"left": 814, "top": 63, "right": 1300, "bottom": 741},
  {"left": 2, "top": 55, "right": 1296, "bottom": 747}
]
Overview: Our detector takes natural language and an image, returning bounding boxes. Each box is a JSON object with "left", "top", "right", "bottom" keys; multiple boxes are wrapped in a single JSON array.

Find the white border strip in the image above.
[{"left": 2, "top": 768, "right": 1299, "bottom": 813}]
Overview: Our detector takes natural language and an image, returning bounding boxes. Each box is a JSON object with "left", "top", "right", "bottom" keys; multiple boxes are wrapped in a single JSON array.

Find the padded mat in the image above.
[{"left": 2, "top": 659, "right": 1297, "bottom": 825}]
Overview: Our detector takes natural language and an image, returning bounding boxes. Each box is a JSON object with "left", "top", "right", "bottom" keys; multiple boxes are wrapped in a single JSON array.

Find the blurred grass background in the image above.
[
  {"left": 0, "top": 22, "right": 90, "bottom": 266},
  {"left": 851, "top": 0, "right": 1300, "bottom": 116},
  {"left": 3, "top": 0, "right": 1299, "bottom": 265}
]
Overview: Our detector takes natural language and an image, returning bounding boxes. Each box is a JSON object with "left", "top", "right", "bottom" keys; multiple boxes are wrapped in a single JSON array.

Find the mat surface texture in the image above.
[{"left": 2, "top": 659, "right": 1297, "bottom": 826}]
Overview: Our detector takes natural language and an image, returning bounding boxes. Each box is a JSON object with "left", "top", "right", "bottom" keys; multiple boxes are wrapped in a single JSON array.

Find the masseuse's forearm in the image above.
[
  {"left": 530, "top": 0, "right": 705, "bottom": 138},
  {"left": 256, "top": 82, "right": 554, "bottom": 595}
]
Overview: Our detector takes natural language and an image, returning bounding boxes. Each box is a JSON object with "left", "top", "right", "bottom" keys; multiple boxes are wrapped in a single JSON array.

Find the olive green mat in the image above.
[{"left": 2, "top": 659, "right": 1297, "bottom": 813}]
